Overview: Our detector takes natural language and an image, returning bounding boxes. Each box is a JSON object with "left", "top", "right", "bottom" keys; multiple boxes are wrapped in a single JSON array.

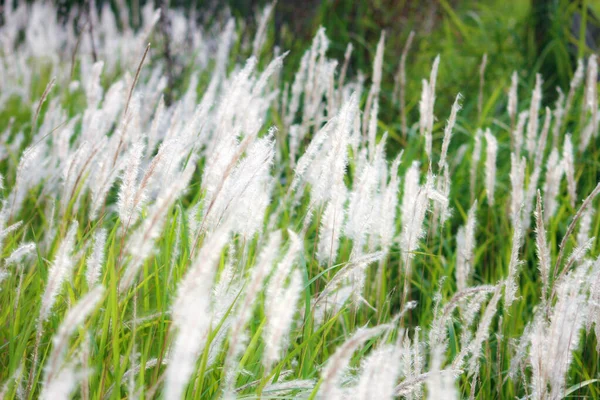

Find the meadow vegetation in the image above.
[{"left": 0, "top": 1, "right": 600, "bottom": 399}]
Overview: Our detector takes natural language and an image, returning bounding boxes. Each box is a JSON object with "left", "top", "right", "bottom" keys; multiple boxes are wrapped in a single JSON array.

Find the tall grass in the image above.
[{"left": 0, "top": 2, "right": 599, "bottom": 399}]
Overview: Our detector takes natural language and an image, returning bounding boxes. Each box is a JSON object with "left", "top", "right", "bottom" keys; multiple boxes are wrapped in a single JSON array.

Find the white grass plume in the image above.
[
  {"left": 40, "top": 221, "right": 79, "bottom": 321},
  {"left": 117, "top": 139, "right": 145, "bottom": 225},
  {"left": 576, "top": 204, "right": 594, "bottom": 248},
  {"left": 317, "top": 190, "right": 346, "bottom": 265},
  {"left": 9, "top": 145, "right": 42, "bottom": 216},
  {"left": 122, "top": 161, "right": 195, "bottom": 291},
  {"left": 251, "top": 1, "right": 276, "bottom": 57},
  {"left": 438, "top": 93, "right": 462, "bottom": 172},
  {"left": 585, "top": 54, "right": 598, "bottom": 139},
  {"left": 420, "top": 55, "right": 439, "bottom": 159},
  {"left": 4, "top": 242, "right": 35, "bottom": 265},
  {"left": 535, "top": 107, "right": 552, "bottom": 170},
  {"left": 39, "top": 363, "right": 80, "bottom": 400},
  {"left": 86, "top": 229, "right": 106, "bottom": 288},
  {"left": 507, "top": 71, "right": 518, "bottom": 125},
  {"left": 315, "top": 251, "right": 385, "bottom": 310},
  {"left": 400, "top": 162, "right": 431, "bottom": 259},
  {"left": 377, "top": 152, "right": 402, "bottom": 253},
  {"left": 318, "top": 324, "right": 389, "bottom": 399},
  {"left": 534, "top": 192, "right": 551, "bottom": 306},
  {"left": 563, "top": 134, "right": 576, "bottom": 208},
  {"left": 355, "top": 344, "right": 402, "bottom": 400},
  {"left": 345, "top": 142, "right": 381, "bottom": 249},
  {"left": 552, "top": 87, "right": 565, "bottom": 148},
  {"left": 526, "top": 73, "right": 542, "bottom": 155},
  {"left": 165, "top": 225, "right": 231, "bottom": 400},
  {"left": 264, "top": 268, "right": 302, "bottom": 369},
  {"left": 223, "top": 231, "right": 282, "bottom": 393},
  {"left": 470, "top": 129, "right": 482, "bottom": 202},
  {"left": 504, "top": 217, "right": 523, "bottom": 310},
  {"left": 563, "top": 58, "right": 585, "bottom": 121},
  {"left": 429, "top": 284, "right": 496, "bottom": 357},
  {"left": 543, "top": 147, "right": 564, "bottom": 221},
  {"left": 313, "top": 94, "right": 357, "bottom": 204},
  {"left": 509, "top": 154, "right": 526, "bottom": 228},
  {"left": 466, "top": 285, "right": 501, "bottom": 376},
  {"left": 426, "top": 345, "right": 458, "bottom": 400},
  {"left": 530, "top": 266, "right": 590, "bottom": 399},
  {"left": 263, "top": 231, "right": 303, "bottom": 369},
  {"left": 42, "top": 286, "right": 104, "bottom": 390},
  {"left": 456, "top": 201, "right": 477, "bottom": 292},
  {"left": 484, "top": 129, "right": 497, "bottom": 206},
  {"left": 513, "top": 110, "right": 528, "bottom": 158}
]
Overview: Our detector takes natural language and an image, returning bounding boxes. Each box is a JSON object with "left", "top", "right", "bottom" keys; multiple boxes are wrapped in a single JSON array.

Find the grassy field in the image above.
[{"left": 0, "top": 1, "right": 600, "bottom": 399}]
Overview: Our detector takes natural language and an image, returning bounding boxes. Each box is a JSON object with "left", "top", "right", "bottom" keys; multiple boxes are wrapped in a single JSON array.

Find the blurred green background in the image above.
[
  {"left": 17, "top": 0, "right": 600, "bottom": 134},
  {"left": 113, "top": 0, "right": 599, "bottom": 134},
  {"left": 240, "top": 0, "right": 599, "bottom": 150}
]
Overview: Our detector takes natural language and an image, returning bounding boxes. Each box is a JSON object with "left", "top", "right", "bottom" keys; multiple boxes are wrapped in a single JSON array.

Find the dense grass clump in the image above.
[{"left": 0, "top": 2, "right": 600, "bottom": 399}]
